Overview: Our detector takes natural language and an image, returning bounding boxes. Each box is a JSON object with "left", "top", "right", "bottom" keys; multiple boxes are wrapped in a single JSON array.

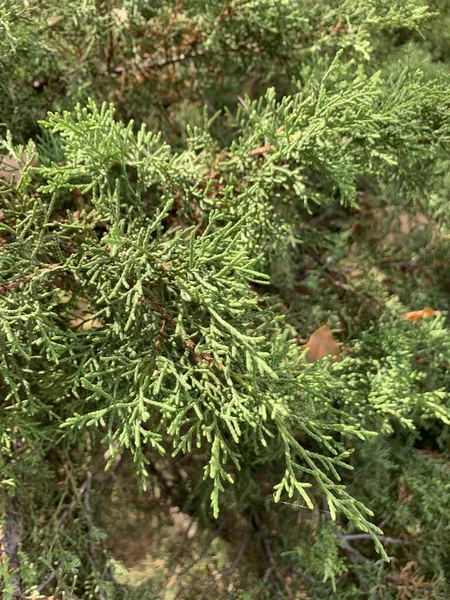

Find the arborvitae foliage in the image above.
[{"left": 1, "top": 1, "right": 450, "bottom": 599}]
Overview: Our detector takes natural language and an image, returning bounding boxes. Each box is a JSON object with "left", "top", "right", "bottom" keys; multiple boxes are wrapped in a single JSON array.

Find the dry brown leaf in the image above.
[
  {"left": 401, "top": 307, "right": 442, "bottom": 322},
  {"left": 303, "top": 325, "right": 341, "bottom": 363}
]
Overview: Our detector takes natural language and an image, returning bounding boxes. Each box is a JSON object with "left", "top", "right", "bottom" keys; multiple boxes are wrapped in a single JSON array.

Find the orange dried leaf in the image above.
[
  {"left": 303, "top": 325, "right": 341, "bottom": 363},
  {"left": 402, "top": 307, "right": 442, "bottom": 322}
]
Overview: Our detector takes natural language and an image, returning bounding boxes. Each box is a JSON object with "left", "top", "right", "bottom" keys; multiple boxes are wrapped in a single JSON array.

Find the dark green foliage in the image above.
[{"left": 1, "top": 1, "right": 450, "bottom": 599}]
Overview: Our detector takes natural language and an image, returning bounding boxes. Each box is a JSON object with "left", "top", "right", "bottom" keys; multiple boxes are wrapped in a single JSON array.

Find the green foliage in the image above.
[{"left": 1, "top": 1, "right": 450, "bottom": 599}]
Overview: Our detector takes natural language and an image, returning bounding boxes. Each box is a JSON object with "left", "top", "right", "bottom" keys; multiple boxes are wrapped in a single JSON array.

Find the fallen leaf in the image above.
[
  {"left": 303, "top": 325, "right": 340, "bottom": 363},
  {"left": 402, "top": 307, "right": 442, "bottom": 322}
]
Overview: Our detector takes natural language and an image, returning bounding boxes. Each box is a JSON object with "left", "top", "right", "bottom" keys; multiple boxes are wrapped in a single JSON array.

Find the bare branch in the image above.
[
  {"left": 338, "top": 533, "right": 413, "bottom": 546},
  {"left": 0, "top": 497, "right": 23, "bottom": 599}
]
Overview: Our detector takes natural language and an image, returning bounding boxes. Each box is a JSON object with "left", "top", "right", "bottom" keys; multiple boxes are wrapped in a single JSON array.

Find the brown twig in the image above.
[
  {"left": 142, "top": 294, "right": 213, "bottom": 363},
  {"left": 162, "top": 516, "right": 197, "bottom": 598},
  {"left": 386, "top": 574, "right": 444, "bottom": 597},
  {"left": 0, "top": 437, "right": 24, "bottom": 600},
  {"left": 340, "top": 540, "right": 447, "bottom": 598},
  {"left": 56, "top": 476, "right": 90, "bottom": 528},
  {"left": 338, "top": 533, "right": 413, "bottom": 546},
  {"left": 306, "top": 249, "right": 382, "bottom": 309},
  {"left": 1, "top": 496, "right": 23, "bottom": 599},
  {"left": 220, "top": 526, "right": 251, "bottom": 593},
  {"left": 155, "top": 316, "right": 168, "bottom": 356},
  {"left": 163, "top": 1, "right": 185, "bottom": 37},
  {"left": 102, "top": 453, "right": 128, "bottom": 489},
  {"left": 83, "top": 472, "right": 107, "bottom": 600},
  {"left": 252, "top": 512, "right": 293, "bottom": 599},
  {"left": 36, "top": 564, "right": 62, "bottom": 594},
  {"left": 175, "top": 515, "right": 230, "bottom": 580},
  {"left": 106, "top": 27, "right": 115, "bottom": 73},
  {"left": 112, "top": 42, "right": 260, "bottom": 74},
  {"left": 62, "top": 464, "right": 108, "bottom": 600}
]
